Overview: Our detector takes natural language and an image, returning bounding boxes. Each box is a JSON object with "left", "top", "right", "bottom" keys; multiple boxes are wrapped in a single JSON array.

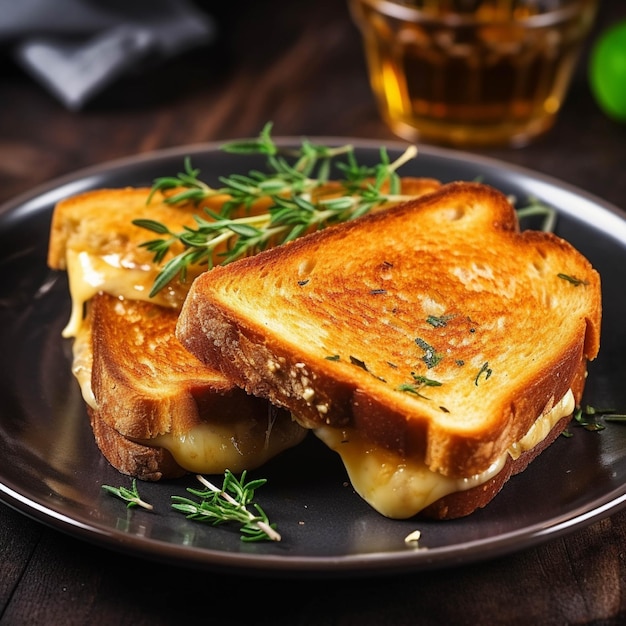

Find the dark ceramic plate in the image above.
[{"left": 1, "top": 139, "right": 625, "bottom": 578}]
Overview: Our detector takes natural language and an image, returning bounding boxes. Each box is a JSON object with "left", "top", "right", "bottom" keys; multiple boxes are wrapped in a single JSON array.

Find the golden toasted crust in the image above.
[
  {"left": 47, "top": 188, "right": 229, "bottom": 311},
  {"left": 177, "top": 182, "right": 602, "bottom": 484},
  {"left": 88, "top": 405, "right": 187, "bottom": 481},
  {"left": 89, "top": 293, "right": 239, "bottom": 439},
  {"left": 48, "top": 180, "right": 442, "bottom": 311},
  {"left": 422, "top": 413, "right": 573, "bottom": 519},
  {"left": 422, "top": 354, "right": 588, "bottom": 519},
  {"left": 47, "top": 179, "right": 441, "bottom": 271}
]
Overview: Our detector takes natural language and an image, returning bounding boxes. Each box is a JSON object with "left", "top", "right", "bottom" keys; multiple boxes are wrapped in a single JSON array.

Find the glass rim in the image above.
[{"left": 351, "top": 0, "right": 597, "bottom": 29}]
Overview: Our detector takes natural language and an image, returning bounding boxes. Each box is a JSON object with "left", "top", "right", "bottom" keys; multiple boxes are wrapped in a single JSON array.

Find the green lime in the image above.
[{"left": 589, "top": 20, "right": 626, "bottom": 122}]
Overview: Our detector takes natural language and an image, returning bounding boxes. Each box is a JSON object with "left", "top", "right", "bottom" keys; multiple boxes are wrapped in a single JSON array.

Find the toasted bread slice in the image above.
[
  {"left": 177, "top": 182, "right": 602, "bottom": 518},
  {"left": 80, "top": 292, "right": 306, "bottom": 480}
]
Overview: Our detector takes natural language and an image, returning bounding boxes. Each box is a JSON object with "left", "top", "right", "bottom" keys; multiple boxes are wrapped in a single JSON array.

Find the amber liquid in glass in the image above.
[{"left": 352, "top": 0, "right": 596, "bottom": 146}]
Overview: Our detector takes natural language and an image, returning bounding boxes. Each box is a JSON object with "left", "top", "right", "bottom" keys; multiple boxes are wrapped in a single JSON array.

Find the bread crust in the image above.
[
  {"left": 88, "top": 406, "right": 187, "bottom": 481},
  {"left": 48, "top": 179, "right": 441, "bottom": 271},
  {"left": 420, "top": 354, "right": 588, "bottom": 519},
  {"left": 177, "top": 182, "right": 602, "bottom": 488},
  {"left": 90, "top": 293, "right": 236, "bottom": 439},
  {"left": 47, "top": 187, "right": 231, "bottom": 271}
]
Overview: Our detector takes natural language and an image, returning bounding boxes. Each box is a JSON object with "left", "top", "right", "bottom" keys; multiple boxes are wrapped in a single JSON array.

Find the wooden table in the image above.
[{"left": 1, "top": 1, "right": 626, "bottom": 623}]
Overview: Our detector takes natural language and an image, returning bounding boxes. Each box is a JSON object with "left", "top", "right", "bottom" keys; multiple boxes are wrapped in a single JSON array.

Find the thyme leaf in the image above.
[
  {"left": 572, "top": 406, "right": 606, "bottom": 432},
  {"left": 515, "top": 198, "right": 557, "bottom": 232},
  {"left": 171, "top": 470, "right": 280, "bottom": 542},
  {"left": 349, "top": 355, "right": 369, "bottom": 371},
  {"left": 475, "top": 362, "right": 492, "bottom": 386},
  {"left": 557, "top": 273, "right": 589, "bottom": 286},
  {"left": 398, "top": 372, "right": 442, "bottom": 397},
  {"left": 414, "top": 337, "right": 443, "bottom": 369},
  {"left": 412, "top": 374, "right": 442, "bottom": 387},
  {"left": 566, "top": 405, "right": 626, "bottom": 435},
  {"left": 426, "top": 314, "right": 455, "bottom": 328},
  {"left": 102, "top": 479, "right": 153, "bottom": 510},
  {"left": 349, "top": 355, "right": 386, "bottom": 381}
]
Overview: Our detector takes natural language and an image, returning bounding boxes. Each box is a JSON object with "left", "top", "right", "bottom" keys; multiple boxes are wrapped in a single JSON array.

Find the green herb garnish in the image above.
[
  {"left": 349, "top": 355, "right": 369, "bottom": 371},
  {"left": 566, "top": 406, "right": 626, "bottom": 434},
  {"left": 398, "top": 372, "right": 442, "bottom": 397},
  {"left": 604, "top": 414, "right": 626, "bottom": 423},
  {"left": 515, "top": 197, "right": 557, "bottom": 232},
  {"left": 557, "top": 273, "right": 589, "bottom": 286},
  {"left": 426, "top": 314, "right": 455, "bottom": 328},
  {"left": 171, "top": 471, "right": 280, "bottom": 542},
  {"left": 475, "top": 362, "right": 492, "bottom": 386},
  {"left": 414, "top": 337, "right": 443, "bottom": 369},
  {"left": 102, "top": 479, "right": 153, "bottom": 510},
  {"left": 349, "top": 355, "right": 386, "bottom": 381},
  {"left": 137, "top": 122, "right": 418, "bottom": 296},
  {"left": 412, "top": 374, "right": 442, "bottom": 387},
  {"left": 571, "top": 406, "right": 605, "bottom": 432}
]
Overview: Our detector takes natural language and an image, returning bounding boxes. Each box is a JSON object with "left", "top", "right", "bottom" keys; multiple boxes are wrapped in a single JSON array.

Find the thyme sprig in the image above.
[
  {"left": 136, "top": 123, "right": 418, "bottom": 296},
  {"left": 171, "top": 471, "right": 280, "bottom": 542},
  {"left": 138, "top": 125, "right": 559, "bottom": 297},
  {"left": 514, "top": 197, "right": 557, "bottom": 232},
  {"left": 572, "top": 406, "right": 626, "bottom": 432},
  {"left": 562, "top": 405, "right": 626, "bottom": 437},
  {"left": 102, "top": 479, "right": 153, "bottom": 510}
]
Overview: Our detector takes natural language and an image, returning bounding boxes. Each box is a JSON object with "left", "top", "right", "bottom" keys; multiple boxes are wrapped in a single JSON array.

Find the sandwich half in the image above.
[
  {"left": 48, "top": 187, "right": 307, "bottom": 480},
  {"left": 176, "top": 182, "right": 602, "bottom": 518}
]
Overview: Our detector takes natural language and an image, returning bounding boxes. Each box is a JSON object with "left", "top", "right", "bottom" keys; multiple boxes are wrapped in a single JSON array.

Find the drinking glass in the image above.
[{"left": 349, "top": 0, "right": 598, "bottom": 147}]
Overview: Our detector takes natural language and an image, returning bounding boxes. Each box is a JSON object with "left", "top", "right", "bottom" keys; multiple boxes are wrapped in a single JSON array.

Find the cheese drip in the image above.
[
  {"left": 315, "top": 389, "right": 575, "bottom": 519},
  {"left": 71, "top": 322, "right": 96, "bottom": 409},
  {"left": 63, "top": 250, "right": 189, "bottom": 337}
]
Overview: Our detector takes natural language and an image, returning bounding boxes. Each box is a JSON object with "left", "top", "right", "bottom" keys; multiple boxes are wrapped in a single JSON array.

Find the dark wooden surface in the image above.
[{"left": 1, "top": 1, "right": 626, "bottom": 624}]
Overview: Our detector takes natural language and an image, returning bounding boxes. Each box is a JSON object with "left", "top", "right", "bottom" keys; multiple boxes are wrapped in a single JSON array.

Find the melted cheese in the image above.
[
  {"left": 63, "top": 209, "right": 309, "bottom": 475},
  {"left": 315, "top": 389, "right": 575, "bottom": 519},
  {"left": 63, "top": 250, "right": 188, "bottom": 337},
  {"left": 144, "top": 419, "right": 307, "bottom": 474},
  {"left": 507, "top": 389, "right": 574, "bottom": 460},
  {"left": 71, "top": 322, "right": 96, "bottom": 409}
]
